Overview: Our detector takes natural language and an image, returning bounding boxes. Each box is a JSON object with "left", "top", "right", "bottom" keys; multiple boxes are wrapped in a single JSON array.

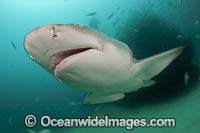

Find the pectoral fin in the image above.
[
  {"left": 135, "top": 46, "right": 185, "bottom": 81},
  {"left": 83, "top": 92, "right": 125, "bottom": 105},
  {"left": 142, "top": 80, "right": 156, "bottom": 87}
]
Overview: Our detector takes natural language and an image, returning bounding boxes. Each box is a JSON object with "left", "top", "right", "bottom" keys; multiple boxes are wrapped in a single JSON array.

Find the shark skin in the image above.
[{"left": 24, "top": 24, "right": 185, "bottom": 105}]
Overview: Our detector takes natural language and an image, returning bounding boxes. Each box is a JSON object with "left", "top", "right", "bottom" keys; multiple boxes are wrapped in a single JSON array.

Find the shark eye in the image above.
[{"left": 51, "top": 25, "right": 58, "bottom": 38}]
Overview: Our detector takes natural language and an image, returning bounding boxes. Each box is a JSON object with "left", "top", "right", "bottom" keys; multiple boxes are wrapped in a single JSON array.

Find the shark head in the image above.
[
  {"left": 25, "top": 24, "right": 185, "bottom": 105},
  {"left": 24, "top": 24, "right": 133, "bottom": 90},
  {"left": 24, "top": 24, "right": 104, "bottom": 74}
]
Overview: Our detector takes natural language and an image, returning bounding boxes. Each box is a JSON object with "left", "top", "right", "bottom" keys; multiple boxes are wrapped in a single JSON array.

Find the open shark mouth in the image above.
[{"left": 50, "top": 47, "right": 93, "bottom": 70}]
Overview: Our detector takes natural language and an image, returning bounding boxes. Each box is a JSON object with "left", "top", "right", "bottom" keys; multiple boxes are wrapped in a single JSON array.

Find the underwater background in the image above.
[{"left": 0, "top": 0, "right": 200, "bottom": 132}]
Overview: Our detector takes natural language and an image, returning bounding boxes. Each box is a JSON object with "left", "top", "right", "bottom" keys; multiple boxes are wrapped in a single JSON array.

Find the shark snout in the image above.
[{"left": 24, "top": 24, "right": 104, "bottom": 75}]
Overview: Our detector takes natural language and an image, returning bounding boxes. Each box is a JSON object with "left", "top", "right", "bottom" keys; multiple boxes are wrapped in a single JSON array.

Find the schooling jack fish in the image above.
[{"left": 24, "top": 24, "right": 185, "bottom": 105}]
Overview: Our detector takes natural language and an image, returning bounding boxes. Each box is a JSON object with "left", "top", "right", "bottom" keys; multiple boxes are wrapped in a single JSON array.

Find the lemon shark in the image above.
[{"left": 24, "top": 24, "right": 185, "bottom": 105}]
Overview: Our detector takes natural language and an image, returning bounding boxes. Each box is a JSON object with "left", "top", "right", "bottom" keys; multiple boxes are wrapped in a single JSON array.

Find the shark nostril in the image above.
[
  {"left": 51, "top": 25, "right": 58, "bottom": 38},
  {"left": 52, "top": 33, "right": 57, "bottom": 38}
]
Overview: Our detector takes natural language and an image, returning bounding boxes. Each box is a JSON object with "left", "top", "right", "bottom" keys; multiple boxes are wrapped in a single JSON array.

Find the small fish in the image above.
[
  {"left": 176, "top": 35, "right": 183, "bottom": 39},
  {"left": 71, "top": 108, "right": 79, "bottom": 113},
  {"left": 34, "top": 97, "right": 40, "bottom": 103},
  {"left": 95, "top": 106, "right": 101, "bottom": 111},
  {"left": 67, "top": 101, "right": 80, "bottom": 106},
  {"left": 179, "top": 0, "right": 182, "bottom": 7},
  {"left": 195, "top": 34, "right": 200, "bottom": 38},
  {"left": 116, "top": 6, "right": 120, "bottom": 10},
  {"left": 168, "top": 2, "right": 175, "bottom": 7},
  {"left": 107, "top": 14, "right": 114, "bottom": 20},
  {"left": 8, "top": 117, "right": 13, "bottom": 125},
  {"left": 85, "top": 12, "right": 96, "bottom": 16},
  {"left": 21, "top": 107, "right": 25, "bottom": 111},
  {"left": 195, "top": 20, "right": 199, "bottom": 24},
  {"left": 112, "top": 18, "right": 120, "bottom": 26},
  {"left": 192, "top": 57, "right": 196, "bottom": 65},
  {"left": 184, "top": 72, "right": 189, "bottom": 85},
  {"left": 133, "top": 28, "right": 140, "bottom": 32},
  {"left": 120, "top": 10, "right": 124, "bottom": 14},
  {"left": 10, "top": 40, "right": 16, "bottom": 49}
]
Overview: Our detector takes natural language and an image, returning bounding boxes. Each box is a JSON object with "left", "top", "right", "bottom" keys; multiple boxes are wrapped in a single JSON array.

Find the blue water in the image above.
[{"left": 1, "top": 0, "right": 200, "bottom": 133}]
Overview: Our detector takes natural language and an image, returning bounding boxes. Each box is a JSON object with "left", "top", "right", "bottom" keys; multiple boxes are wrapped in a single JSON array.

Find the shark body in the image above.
[{"left": 24, "top": 24, "right": 185, "bottom": 105}]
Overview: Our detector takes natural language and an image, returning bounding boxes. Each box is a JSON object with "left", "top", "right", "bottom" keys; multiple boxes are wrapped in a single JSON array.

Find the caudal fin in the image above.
[{"left": 135, "top": 46, "right": 186, "bottom": 81}]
